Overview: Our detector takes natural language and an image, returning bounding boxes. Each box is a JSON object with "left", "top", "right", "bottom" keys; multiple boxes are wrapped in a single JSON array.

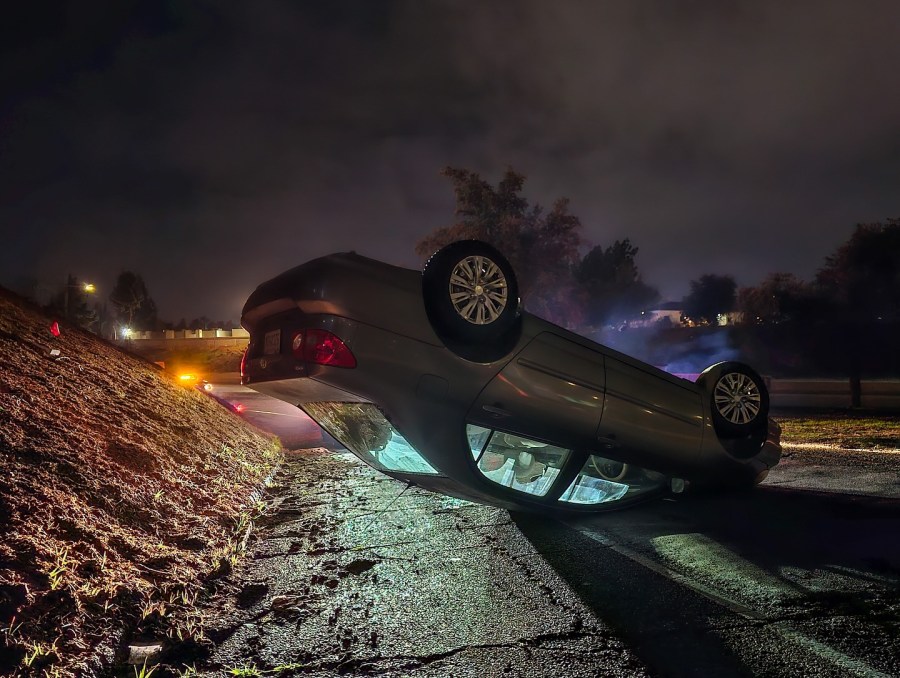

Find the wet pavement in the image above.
[
  {"left": 193, "top": 450, "right": 649, "bottom": 676},
  {"left": 187, "top": 385, "right": 900, "bottom": 677}
]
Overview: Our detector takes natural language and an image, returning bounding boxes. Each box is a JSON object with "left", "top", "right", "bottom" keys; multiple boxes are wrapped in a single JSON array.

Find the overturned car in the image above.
[{"left": 241, "top": 241, "right": 781, "bottom": 513}]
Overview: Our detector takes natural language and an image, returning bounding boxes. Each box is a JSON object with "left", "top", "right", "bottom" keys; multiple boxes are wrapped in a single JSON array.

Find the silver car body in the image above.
[{"left": 241, "top": 252, "right": 781, "bottom": 513}]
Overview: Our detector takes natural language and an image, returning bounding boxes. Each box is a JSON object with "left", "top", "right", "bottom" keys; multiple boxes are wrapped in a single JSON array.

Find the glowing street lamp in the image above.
[{"left": 64, "top": 278, "right": 96, "bottom": 320}]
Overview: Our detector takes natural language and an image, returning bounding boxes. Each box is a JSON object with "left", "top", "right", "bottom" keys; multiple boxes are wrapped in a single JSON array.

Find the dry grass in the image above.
[
  {"left": 776, "top": 410, "right": 900, "bottom": 451},
  {"left": 0, "top": 289, "right": 282, "bottom": 676}
]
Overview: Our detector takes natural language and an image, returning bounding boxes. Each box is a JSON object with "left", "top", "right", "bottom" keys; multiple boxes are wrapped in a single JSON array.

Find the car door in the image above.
[
  {"left": 468, "top": 332, "right": 606, "bottom": 450},
  {"left": 597, "top": 355, "right": 704, "bottom": 470}
]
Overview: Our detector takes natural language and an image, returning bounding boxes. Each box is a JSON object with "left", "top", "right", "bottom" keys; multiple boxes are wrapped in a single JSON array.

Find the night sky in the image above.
[{"left": 3, "top": 1, "right": 900, "bottom": 323}]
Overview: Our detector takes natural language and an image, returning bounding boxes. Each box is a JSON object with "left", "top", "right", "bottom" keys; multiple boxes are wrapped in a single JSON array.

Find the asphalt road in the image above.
[
  {"left": 202, "top": 382, "right": 339, "bottom": 450},
  {"left": 192, "top": 382, "right": 900, "bottom": 677}
]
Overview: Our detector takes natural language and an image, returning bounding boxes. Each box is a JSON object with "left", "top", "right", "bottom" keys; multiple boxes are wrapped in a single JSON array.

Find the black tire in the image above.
[
  {"left": 422, "top": 241, "right": 520, "bottom": 351},
  {"left": 709, "top": 362, "right": 769, "bottom": 438}
]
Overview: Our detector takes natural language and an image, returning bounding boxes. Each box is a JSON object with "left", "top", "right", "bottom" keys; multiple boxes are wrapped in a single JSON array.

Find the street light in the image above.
[{"left": 64, "top": 278, "right": 96, "bottom": 320}]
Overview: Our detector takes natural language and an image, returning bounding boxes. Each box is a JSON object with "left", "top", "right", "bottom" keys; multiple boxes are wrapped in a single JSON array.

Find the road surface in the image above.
[{"left": 186, "top": 381, "right": 899, "bottom": 677}]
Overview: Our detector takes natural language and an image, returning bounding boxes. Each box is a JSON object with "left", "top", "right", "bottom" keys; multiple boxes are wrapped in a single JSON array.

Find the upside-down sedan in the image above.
[{"left": 240, "top": 241, "right": 781, "bottom": 513}]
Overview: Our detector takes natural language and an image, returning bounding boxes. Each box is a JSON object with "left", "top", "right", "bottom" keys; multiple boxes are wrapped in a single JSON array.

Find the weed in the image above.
[
  {"left": 167, "top": 612, "right": 205, "bottom": 643},
  {"left": 227, "top": 665, "right": 263, "bottom": 677},
  {"left": 78, "top": 583, "right": 104, "bottom": 599},
  {"left": 22, "top": 638, "right": 58, "bottom": 668},
  {"left": 175, "top": 665, "right": 198, "bottom": 677},
  {"left": 2, "top": 615, "right": 22, "bottom": 638},
  {"left": 140, "top": 600, "right": 167, "bottom": 620},
  {"left": 166, "top": 587, "right": 199, "bottom": 607},
  {"left": 47, "top": 546, "right": 73, "bottom": 591},
  {"left": 134, "top": 658, "right": 158, "bottom": 677}
]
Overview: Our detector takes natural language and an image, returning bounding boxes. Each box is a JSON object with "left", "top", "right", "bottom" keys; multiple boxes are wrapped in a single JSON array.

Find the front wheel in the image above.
[{"left": 708, "top": 362, "right": 769, "bottom": 438}]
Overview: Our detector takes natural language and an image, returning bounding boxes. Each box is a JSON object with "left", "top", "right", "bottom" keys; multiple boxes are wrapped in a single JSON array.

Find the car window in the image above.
[
  {"left": 301, "top": 402, "right": 439, "bottom": 475},
  {"left": 474, "top": 430, "right": 570, "bottom": 497},
  {"left": 466, "top": 424, "right": 491, "bottom": 459},
  {"left": 559, "top": 454, "right": 667, "bottom": 505}
]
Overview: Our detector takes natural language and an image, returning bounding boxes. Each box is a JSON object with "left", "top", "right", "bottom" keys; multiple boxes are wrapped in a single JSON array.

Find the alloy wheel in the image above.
[
  {"left": 448, "top": 255, "right": 508, "bottom": 325},
  {"left": 714, "top": 372, "right": 762, "bottom": 425}
]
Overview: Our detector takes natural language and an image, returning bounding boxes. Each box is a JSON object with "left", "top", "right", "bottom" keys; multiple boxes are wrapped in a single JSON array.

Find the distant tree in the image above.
[
  {"left": 49, "top": 275, "right": 98, "bottom": 330},
  {"left": 94, "top": 301, "right": 113, "bottom": 339},
  {"left": 682, "top": 274, "right": 737, "bottom": 324},
  {"left": 189, "top": 316, "right": 213, "bottom": 330},
  {"left": 416, "top": 166, "right": 585, "bottom": 328},
  {"left": 109, "top": 271, "right": 157, "bottom": 331},
  {"left": 816, "top": 219, "right": 900, "bottom": 322},
  {"left": 574, "top": 239, "right": 659, "bottom": 325},
  {"left": 175, "top": 318, "right": 187, "bottom": 331},
  {"left": 737, "top": 273, "right": 816, "bottom": 324},
  {"left": 814, "top": 219, "right": 900, "bottom": 403}
]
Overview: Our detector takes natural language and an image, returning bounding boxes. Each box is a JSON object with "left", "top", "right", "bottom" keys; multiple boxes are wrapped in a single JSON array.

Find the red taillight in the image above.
[{"left": 289, "top": 329, "right": 356, "bottom": 368}]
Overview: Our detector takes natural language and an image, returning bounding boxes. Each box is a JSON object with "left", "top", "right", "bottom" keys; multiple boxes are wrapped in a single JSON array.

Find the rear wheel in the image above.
[{"left": 423, "top": 241, "right": 521, "bottom": 356}]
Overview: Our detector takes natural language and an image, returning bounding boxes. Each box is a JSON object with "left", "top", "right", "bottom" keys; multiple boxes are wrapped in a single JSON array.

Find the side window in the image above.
[
  {"left": 466, "top": 424, "right": 491, "bottom": 459},
  {"left": 559, "top": 454, "right": 667, "bottom": 505},
  {"left": 473, "top": 430, "right": 570, "bottom": 497}
]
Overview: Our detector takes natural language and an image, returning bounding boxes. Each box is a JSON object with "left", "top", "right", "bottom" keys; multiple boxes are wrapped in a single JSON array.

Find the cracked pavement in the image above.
[
  {"left": 190, "top": 449, "right": 650, "bottom": 676},
  {"left": 176, "top": 385, "right": 899, "bottom": 676},
  {"left": 183, "top": 444, "right": 900, "bottom": 677}
]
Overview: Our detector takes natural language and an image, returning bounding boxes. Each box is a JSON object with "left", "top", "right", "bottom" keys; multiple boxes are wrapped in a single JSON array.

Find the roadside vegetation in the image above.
[
  {"left": 777, "top": 410, "right": 900, "bottom": 451},
  {"left": 0, "top": 288, "right": 282, "bottom": 676}
]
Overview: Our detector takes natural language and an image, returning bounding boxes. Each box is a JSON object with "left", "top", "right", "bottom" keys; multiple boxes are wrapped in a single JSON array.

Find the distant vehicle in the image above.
[
  {"left": 171, "top": 372, "right": 213, "bottom": 391},
  {"left": 176, "top": 372, "right": 202, "bottom": 387},
  {"left": 240, "top": 241, "right": 781, "bottom": 513}
]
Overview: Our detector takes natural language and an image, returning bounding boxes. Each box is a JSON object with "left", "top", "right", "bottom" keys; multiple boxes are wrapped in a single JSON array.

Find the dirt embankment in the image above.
[{"left": 0, "top": 289, "right": 281, "bottom": 676}]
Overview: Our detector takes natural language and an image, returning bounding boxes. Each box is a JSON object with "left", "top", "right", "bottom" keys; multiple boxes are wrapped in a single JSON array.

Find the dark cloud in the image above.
[{"left": 2, "top": 0, "right": 900, "bottom": 321}]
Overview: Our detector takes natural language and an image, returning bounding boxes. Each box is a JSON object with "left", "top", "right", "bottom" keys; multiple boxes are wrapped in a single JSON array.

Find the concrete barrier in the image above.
[
  {"left": 860, "top": 380, "right": 900, "bottom": 409},
  {"left": 118, "top": 337, "right": 249, "bottom": 349},
  {"left": 769, "top": 379, "right": 900, "bottom": 409},
  {"left": 125, "top": 327, "right": 249, "bottom": 342}
]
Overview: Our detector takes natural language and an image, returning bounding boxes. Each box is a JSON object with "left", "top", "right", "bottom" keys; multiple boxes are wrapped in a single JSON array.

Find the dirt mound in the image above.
[{"left": 0, "top": 289, "right": 281, "bottom": 676}]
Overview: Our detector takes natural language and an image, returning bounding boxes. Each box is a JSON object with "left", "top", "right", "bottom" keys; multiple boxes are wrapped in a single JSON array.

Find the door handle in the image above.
[
  {"left": 597, "top": 433, "right": 620, "bottom": 450},
  {"left": 482, "top": 404, "right": 512, "bottom": 418}
]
